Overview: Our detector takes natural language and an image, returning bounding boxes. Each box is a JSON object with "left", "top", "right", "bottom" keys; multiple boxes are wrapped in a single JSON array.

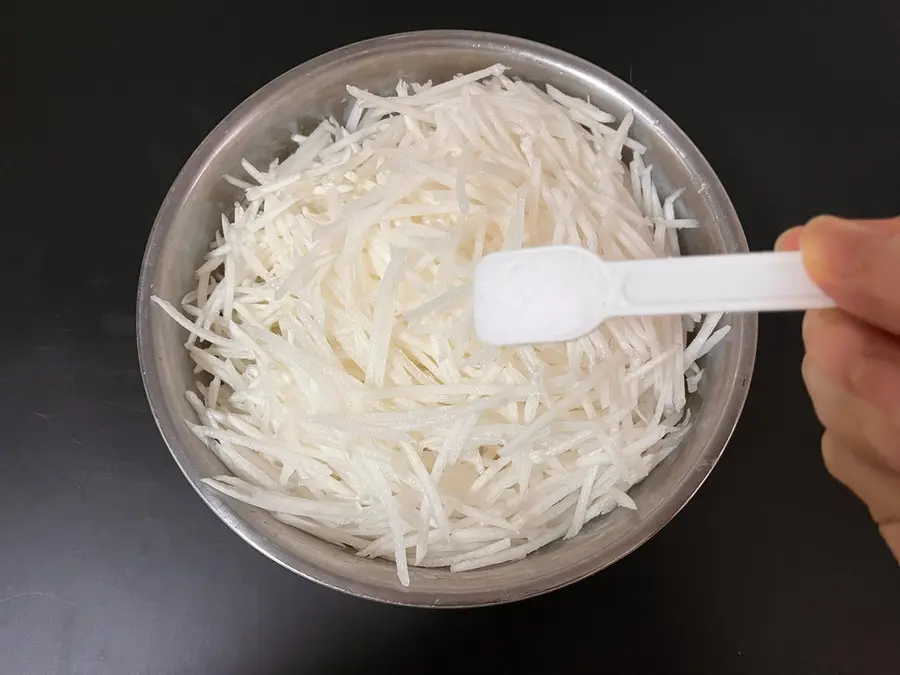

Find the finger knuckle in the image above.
[
  {"left": 849, "top": 355, "right": 900, "bottom": 426},
  {"left": 801, "top": 357, "right": 838, "bottom": 428},
  {"left": 803, "top": 310, "right": 872, "bottom": 386},
  {"left": 821, "top": 431, "right": 844, "bottom": 480}
]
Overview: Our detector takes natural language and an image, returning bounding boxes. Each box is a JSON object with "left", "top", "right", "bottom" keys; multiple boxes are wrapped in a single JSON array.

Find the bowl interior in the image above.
[{"left": 138, "top": 31, "right": 756, "bottom": 607}]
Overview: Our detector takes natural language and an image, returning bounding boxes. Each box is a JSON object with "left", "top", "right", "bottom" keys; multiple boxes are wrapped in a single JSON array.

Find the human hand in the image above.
[{"left": 776, "top": 216, "right": 900, "bottom": 564}]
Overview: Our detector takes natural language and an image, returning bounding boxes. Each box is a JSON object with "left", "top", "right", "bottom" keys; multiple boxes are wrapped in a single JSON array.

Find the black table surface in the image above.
[{"left": 4, "top": 2, "right": 900, "bottom": 673}]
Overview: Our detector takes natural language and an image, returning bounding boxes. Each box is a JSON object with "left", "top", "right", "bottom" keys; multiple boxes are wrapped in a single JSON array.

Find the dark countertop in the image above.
[{"left": 4, "top": 2, "right": 900, "bottom": 673}]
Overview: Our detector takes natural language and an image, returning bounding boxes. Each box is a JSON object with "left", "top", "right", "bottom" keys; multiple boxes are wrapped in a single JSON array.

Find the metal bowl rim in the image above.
[{"left": 136, "top": 29, "right": 758, "bottom": 608}]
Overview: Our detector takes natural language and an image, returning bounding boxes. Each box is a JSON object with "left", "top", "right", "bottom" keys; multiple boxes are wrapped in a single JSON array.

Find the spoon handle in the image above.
[{"left": 605, "top": 251, "right": 836, "bottom": 318}]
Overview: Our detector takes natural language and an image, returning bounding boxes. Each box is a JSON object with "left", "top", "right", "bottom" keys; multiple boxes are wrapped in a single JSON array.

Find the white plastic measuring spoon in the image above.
[{"left": 473, "top": 245, "right": 836, "bottom": 346}]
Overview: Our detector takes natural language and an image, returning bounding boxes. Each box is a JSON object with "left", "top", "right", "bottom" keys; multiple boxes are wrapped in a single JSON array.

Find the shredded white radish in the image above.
[{"left": 152, "top": 66, "right": 729, "bottom": 586}]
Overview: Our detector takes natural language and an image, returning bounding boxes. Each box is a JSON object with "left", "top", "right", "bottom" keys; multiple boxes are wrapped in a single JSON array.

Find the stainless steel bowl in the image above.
[{"left": 137, "top": 30, "right": 757, "bottom": 607}]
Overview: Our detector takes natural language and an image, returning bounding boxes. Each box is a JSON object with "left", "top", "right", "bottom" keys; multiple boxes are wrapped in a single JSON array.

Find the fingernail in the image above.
[
  {"left": 802, "top": 216, "right": 870, "bottom": 281},
  {"left": 775, "top": 227, "right": 803, "bottom": 252}
]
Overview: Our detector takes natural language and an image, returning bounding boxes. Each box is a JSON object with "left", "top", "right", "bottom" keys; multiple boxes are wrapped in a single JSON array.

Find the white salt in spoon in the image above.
[{"left": 473, "top": 245, "right": 836, "bottom": 346}]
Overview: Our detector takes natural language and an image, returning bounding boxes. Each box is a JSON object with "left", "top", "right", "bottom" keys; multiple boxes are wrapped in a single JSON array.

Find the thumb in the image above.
[{"left": 801, "top": 216, "right": 900, "bottom": 336}]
